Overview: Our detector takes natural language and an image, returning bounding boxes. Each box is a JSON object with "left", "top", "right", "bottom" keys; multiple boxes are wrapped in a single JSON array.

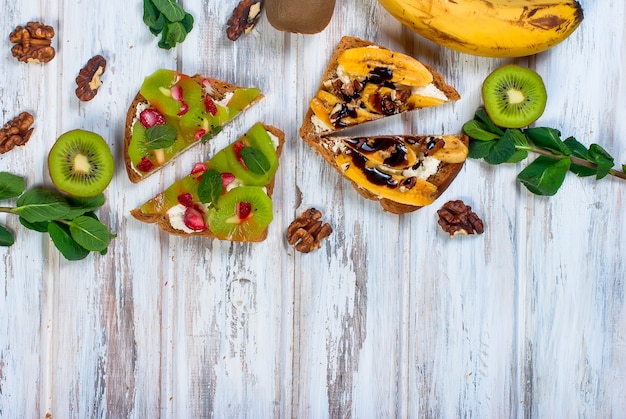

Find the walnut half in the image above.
[
  {"left": 287, "top": 208, "right": 333, "bottom": 253},
  {"left": 226, "top": 0, "right": 264, "bottom": 41},
  {"left": 0, "top": 112, "right": 35, "bottom": 154},
  {"left": 437, "top": 200, "right": 485, "bottom": 237},
  {"left": 75, "top": 55, "right": 107, "bottom": 102},
  {"left": 9, "top": 22, "right": 56, "bottom": 63}
]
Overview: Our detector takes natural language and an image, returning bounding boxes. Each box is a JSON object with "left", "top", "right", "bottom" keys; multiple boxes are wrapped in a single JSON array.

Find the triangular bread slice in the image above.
[
  {"left": 299, "top": 36, "right": 460, "bottom": 141},
  {"left": 124, "top": 70, "right": 264, "bottom": 183},
  {"left": 301, "top": 133, "right": 468, "bottom": 214},
  {"left": 131, "top": 123, "right": 284, "bottom": 242}
]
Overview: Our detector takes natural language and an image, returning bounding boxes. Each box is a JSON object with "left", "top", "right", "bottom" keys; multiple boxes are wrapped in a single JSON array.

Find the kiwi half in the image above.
[
  {"left": 482, "top": 64, "right": 547, "bottom": 129},
  {"left": 48, "top": 129, "right": 114, "bottom": 198}
]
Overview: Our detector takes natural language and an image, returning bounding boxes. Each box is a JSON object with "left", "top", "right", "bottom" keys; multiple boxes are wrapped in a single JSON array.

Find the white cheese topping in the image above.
[
  {"left": 217, "top": 91, "right": 234, "bottom": 107},
  {"left": 402, "top": 155, "right": 441, "bottom": 180},
  {"left": 167, "top": 204, "right": 197, "bottom": 234},
  {"left": 411, "top": 83, "right": 449, "bottom": 102}
]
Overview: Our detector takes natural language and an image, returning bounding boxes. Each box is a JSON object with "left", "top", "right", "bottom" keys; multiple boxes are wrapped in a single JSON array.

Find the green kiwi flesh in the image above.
[
  {"left": 207, "top": 186, "right": 273, "bottom": 242},
  {"left": 48, "top": 129, "right": 114, "bottom": 198},
  {"left": 482, "top": 64, "right": 547, "bottom": 129}
]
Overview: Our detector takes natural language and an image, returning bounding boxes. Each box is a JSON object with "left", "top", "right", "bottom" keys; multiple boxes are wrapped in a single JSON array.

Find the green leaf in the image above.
[
  {"left": 462, "top": 120, "right": 501, "bottom": 142},
  {"left": 143, "top": 0, "right": 161, "bottom": 28},
  {"left": 505, "top": 129, "right": 530, "bottom": 163},
  {"left": 149, "top": 14, "right": 167, "bottom": 35},
  {"left": 525, "top": 127, "right": 570, "bottom": 155},
  {"left": 151, "top": 0, "right": 186, "bottom": 22},
  {"left": 15, "top": 189, "right": 70, "bottom": 223},
  {"left": 200, "top": 126, "right": 222, "bottom": 144},
  {"left": 48, "top": 221, "right": 90, "bottom": 261},
  {"left": 474, "top": 108, "right": 505, "bottom": 135},
  {"left": 485, "top": 130, "right": 517, "bottom": 165},
  {"left": 241, "top": 146, "right": 271, "bottom": 175},
  {"left": 0, "top": 224, "right": 14, "bottom": 247},
  {"left": 588, "top": 144, "right": 615, "bottom": 180},
  {"left": 622, "top": 164, "right": 626, "bottom": 173},
  {"left": 68, "top": 216, "right": 115, "bottom": 252},
  {"left": 517, "top": 156, "right": 571, "bottom": 196},
  {"left": 563, "top": 137, "right": 596, "bottom": 177},
  {"left": 181, "top": 12, "right": 194, "bottom": 33},
  {"left": 158, "top": 24, "right": 176, "bottom": 49},
  {"left": 468, "top": 139, "right": 496, "bottom": 159},
  {"left": 197, "top": 169, "right": 223, "bottom": 206},
  {"left": 62, "top": 194, "right": 106, "bottom": 220},
  {"left": 164, "top": 21, "right": 187, "bottom": 45},
  {"left": 144, "top": 124, "right": 177, "bottom": 149},
  {"left": 0, "top": 172, "right": 26, "bottom": 200},
  {"left": 19, "top": 216, "right": 49, "bottom": 232}
]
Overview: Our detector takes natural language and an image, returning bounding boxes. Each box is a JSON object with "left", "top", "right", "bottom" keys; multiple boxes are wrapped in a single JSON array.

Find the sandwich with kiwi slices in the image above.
[
  {"left": 124, "top": 69, "right": 264, "bottom": 183},
  {"left": 131, "top": 123, "right": 284, "bottom": 242}
]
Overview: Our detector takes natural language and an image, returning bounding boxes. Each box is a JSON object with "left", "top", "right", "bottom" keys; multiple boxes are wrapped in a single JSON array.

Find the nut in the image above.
[
  {"left": 0, "top": 112, "right": 35, "bottom": 154},
  {"left": 287, "top": 208, "right": 333, "bottom": 253},
  {"left": 437, "top": 200, "right": 484, "bottom": 237},
  {"left": 226, "top": 0, "right": 263, "bottom": 41},
  {"left": 75, "top": 55, "right": 107, "bottom": 102},
  {"left": 9, "top": 22, "right": 56, "bottom": 63}
]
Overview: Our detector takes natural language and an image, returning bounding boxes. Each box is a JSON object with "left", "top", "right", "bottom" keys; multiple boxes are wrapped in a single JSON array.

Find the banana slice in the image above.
[
  {"left": 337, "top": 47, "right": 433, "bottom": 87},
  {"left": 432, "top": 135, "right": 469, "bottom": 163}
]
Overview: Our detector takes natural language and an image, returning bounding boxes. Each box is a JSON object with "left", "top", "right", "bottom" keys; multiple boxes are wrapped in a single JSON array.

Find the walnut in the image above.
[
  {"left": 437, "top": 200, "right": 485, "bottom": 237},
  {"left": 226, "top": 0, "right": 263, "bottom": 41},
  {"left": 75, "top": 55, "right": 107, "bottom": 102},
  {"left": 9, "top": 22, "right": 56, "bottom": 63},
  {"left": 0, "top": 112, "right": 35, "bottom": 154},
  {"left": 287, "top": 208, "right": 333, "bottom": 253}
]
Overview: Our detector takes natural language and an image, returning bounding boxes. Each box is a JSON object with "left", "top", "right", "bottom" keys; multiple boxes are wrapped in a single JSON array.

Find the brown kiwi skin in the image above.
[{"left": 266, "top": 0, "right": 335, "bottom": 34}]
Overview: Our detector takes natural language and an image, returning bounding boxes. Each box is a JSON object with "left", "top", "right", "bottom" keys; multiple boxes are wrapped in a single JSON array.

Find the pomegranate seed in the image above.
[
  {"left": 177, "top": 101, "right": 189, "bottom": 116},
  {"left": 221, "top": 172, "right": 235, "bottom": 187},
  {"left": 236, "top": 201, "right": 252, "bottom": 221},
  {"left": 204, "top": 97, "right": 218, "bottom": 115},
  {"left": 170, "top": 85, "right": 183, "bottom": 101},
  {"left": 177, "top": 193, "right": 194, "bottom": 208},
  {"left": 139, "top": 108, "right": 166, "bottom": 128},
  {"left": 183, "top": 206, "right": 207, "bottom": 231},
  {"left": 190, "top": 162, "right": 208, "bottom": 176},
  {"left": 136, "top": 157, "right": 154, "bottom": 172},
  {"left": 194, "top": 129, "right": 207, "bottom": 140},
  {"left": 233, "top": 142, "right": 247, "bottom": 168}
]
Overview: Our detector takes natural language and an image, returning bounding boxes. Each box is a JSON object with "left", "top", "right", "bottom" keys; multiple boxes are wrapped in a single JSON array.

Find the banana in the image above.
[{"left": 376, "top": 0, "right": 584, "bottom": 58}]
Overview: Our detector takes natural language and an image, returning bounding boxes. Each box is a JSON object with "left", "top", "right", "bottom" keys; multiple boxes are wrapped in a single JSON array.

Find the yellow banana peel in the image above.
[{"left": 376, "top": 0, "right": 584, "bottom": 58}]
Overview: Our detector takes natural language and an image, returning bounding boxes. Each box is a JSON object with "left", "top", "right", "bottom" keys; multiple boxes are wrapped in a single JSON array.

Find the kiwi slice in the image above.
[
  {"left": 140, "top": 69, "right": 202, "bottom": 117},
  {"left": 207, "top": 186, "right": 273, "bottom": 241},
  {"left": 482, "top": 64, "right": 547, "bottom": 129},
  {"left": 48, "top": 129, "right": 114, "bottom": 198}
]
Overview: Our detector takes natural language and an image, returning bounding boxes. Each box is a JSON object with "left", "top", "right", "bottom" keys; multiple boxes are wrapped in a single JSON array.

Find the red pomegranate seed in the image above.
[
  {"left": 139, "top": 108, "right": 166, "bottom": 128},
  {"left": 194, "top": 129, "right": 207, "bottom": 140},
  {"left": 236, "top": 201, "right": 252, "bottom": 221},
  {"left": 190, "top": 162, "right": 208, "bottom": 176},
  {"left": 183, "top": 206, "right": 207, "bottom": 231},
  {"left": 177, "top": 101, "right": 189, "bottom": 116},
  {"left": 204, "top": 97, "right": 218, "bottom": 116},
  {"left": 170, "top": 85, "right": 183, "bottom": 101},
  {"left": 233, "top": 142, "right": 247, "bottom": 168},
  {"left": 136, "top": 157, "right": 154, "bottom": 172},
  {"left": 221, "top": 172, "right": 235, "bottom": 187},
  {"left": 177, "top": 193, "right": 194, "bottom": 208}
]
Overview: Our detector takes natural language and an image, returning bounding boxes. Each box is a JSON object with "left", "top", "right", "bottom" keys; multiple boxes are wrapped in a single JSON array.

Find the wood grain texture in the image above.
[{"left": 0, "top": 0, "right": 625, "bottom": 417}]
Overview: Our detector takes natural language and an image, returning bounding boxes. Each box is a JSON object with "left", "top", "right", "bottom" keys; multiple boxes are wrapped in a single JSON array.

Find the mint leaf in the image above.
[
  {"left": 149, "top": 14, "right": 167, "bottom": 36},
  {"left": 68, "top": 216, "right": 115, "bottom": 252},
  {"left": 200, "top": 126, "right": 222, "bottom": 144},
  {"left": 152, "top": 0, "right": 186, "bottom": 22},
  {"left": 62, "top": 194, "right": 106, "bottom": 220},
  {"left": 181, "top": 12, "right": 194, "bottom": 32},
  {"left": 564, "top": 137, "right": 596, "bottom": 177},
  {"left": 505, "top": 129, "right": 530, "bottom": 163},
  {"left": 0, "top": 225, "right": 14, "bottom": 247},
  {"left": 15, "top": 189, "right": 70, "bottom": 223},
  {"left": 525, "top": 127, "right": 570, "bottom": 155},
  {"left": 48, "top": 221, "right": 90, "bottom": 261},
  {"left": 474, "top": 108, "right": 504, "bottom": 135},
  {"left": 144, "top": 124, "right": 177, "bottom": 149},
  {"left": 143, "top": 0, "right": 162, "bottom": 30},
  {"left": 588, "top": 144, "right": 614, "bottom": 180},
  {"left": 463, "top": 120, "right": 501, "bottom": 141},
  {"left": 164, "top": 21, "right": 187, "bottom": 45},
  {"left": 517, "top": 156, "right": 571, "bottom": 196},
  {"left": 0, "top": 172, "right": 26, "bottom": 200},
  {"left": 241, "top": 147, "right": 271, "bottom": 175},
  {"left": 485, "top": 130, "right": 517, "bottom": 164},
  {"left": 468, "top": 139, "right": 496, "bottom": 159},
  {"left": 19, "top": 217, "right": 49, "bottom": 232},
  {"left": 198, "top": 169, "right": 223, "bottom": 206}
]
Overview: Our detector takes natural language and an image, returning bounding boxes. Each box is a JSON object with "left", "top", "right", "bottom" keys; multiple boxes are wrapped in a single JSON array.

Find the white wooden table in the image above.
[{"left": 1, "top": 0, "right": 625, "bottom": 417}]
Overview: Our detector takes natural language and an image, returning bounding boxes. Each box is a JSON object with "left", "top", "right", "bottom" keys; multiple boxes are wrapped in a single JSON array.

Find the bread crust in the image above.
[
  {"left": 299, "top": 36, "right": 460, "bottom": 140},
  {"left": 130, "top": 124, "right": 285, "bottom": 241},
  {"left": 302, "top": 134, "right": 469, "bottom": 214},
  {"left": 124, "top": 73, "right": 264, "bottom": 183}
]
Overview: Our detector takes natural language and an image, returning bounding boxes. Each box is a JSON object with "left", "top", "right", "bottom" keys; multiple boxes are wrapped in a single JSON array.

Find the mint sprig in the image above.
[
  {"left": 0, "top": 172, "right": 115, "bottom": 260},
  {"left": 463, "top": 108, "right": 626, "bottom": 196},
  {"left": 143, "top": 0, "right": 194, "bottom": 50}
]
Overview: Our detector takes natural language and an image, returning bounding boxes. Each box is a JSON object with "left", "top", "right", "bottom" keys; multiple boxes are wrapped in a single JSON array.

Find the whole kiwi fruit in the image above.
[{"left": 265, "top": 0, "right": 336, "bottom": 34}]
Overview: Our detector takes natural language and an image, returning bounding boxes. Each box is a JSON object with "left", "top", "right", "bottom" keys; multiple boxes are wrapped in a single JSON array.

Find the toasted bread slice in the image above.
[
  {"left": 299, "top": 36, "right": 460, "bottom": 141},
  {"left": 124, "top": 70, "right": 263, "bottom": 183},
  {"left": 302, "top": 133, "right": 468, "bottom": 214},
  {"left": 131, "top": 123, "right": 284, "bottom": 241}
]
